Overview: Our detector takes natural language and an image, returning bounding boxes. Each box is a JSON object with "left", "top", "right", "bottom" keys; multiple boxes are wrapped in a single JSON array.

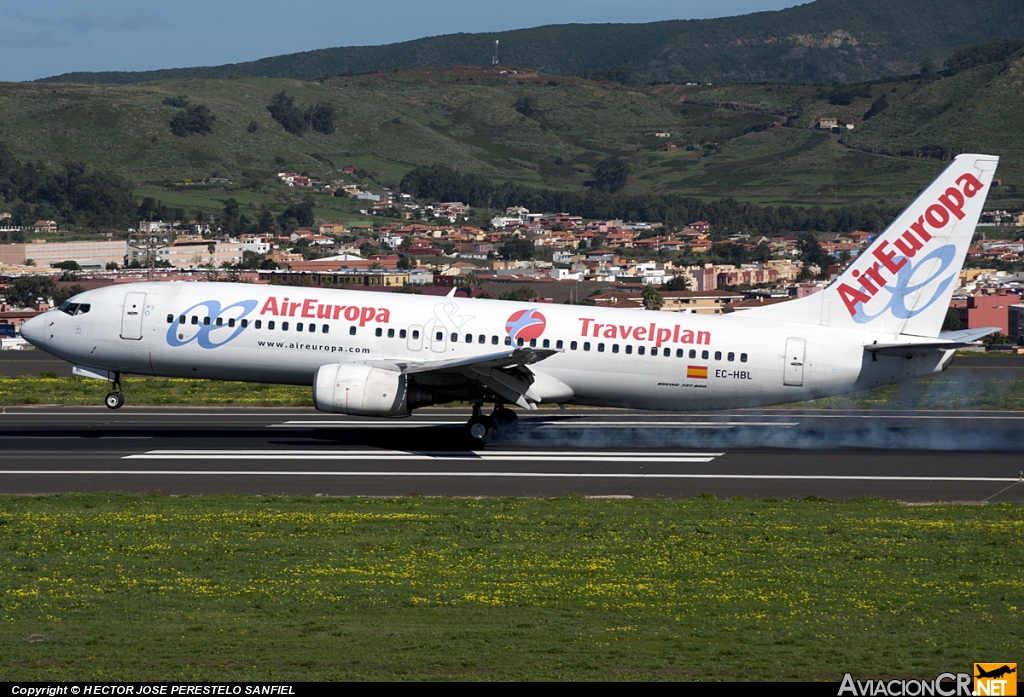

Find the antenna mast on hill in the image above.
[{"left": 492, "top": 40, "right": 499, "bottom": 66}]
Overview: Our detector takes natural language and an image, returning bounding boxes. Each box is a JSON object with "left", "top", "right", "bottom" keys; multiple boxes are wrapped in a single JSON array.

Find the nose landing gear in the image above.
[{"left": 104, "top": 373, "right": 124, "bottom": 410}]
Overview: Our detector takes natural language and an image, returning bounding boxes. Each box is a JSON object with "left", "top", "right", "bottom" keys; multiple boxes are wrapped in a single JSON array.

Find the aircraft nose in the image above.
[{"left": 19, "top": 313, "right": 48, "bottom": 347}]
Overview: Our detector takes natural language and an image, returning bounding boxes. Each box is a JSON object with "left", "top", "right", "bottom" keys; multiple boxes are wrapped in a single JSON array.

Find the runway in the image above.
[{"left": 1, "top": 407, "right": 1022, "bottom": 502}]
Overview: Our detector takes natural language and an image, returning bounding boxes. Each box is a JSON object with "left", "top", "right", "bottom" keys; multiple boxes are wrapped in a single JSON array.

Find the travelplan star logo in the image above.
[{"left": 505, "top": 309, "right": 547, "bottom": 342}]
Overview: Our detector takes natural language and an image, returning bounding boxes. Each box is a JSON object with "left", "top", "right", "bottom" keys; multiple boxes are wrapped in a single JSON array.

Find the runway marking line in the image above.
[
  {"left": 0, "top": 470, "right": 1019, "bottom": 482},
  {"left": 268, "top": 420, "right": 799, "bottom": 429},
  {"left": 124, "top": 450, "right": 723, "bottom": 463}
]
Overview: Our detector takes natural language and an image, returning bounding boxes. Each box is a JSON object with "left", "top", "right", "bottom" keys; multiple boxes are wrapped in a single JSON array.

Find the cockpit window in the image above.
[
  {"left": 60, "top": 303, "right": 80, "bottom": 316},
  {"left": 75, "top": 304, "right": 90, "bottom": 315}
]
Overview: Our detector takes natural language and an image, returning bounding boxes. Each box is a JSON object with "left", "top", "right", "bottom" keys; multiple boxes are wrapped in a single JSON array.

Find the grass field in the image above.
[
  {"left": 0, "top": 494, "right": 1020, "bottom": 680},
  {"left": 3, "top": 375, "right": 1024, "bottom": 411}
]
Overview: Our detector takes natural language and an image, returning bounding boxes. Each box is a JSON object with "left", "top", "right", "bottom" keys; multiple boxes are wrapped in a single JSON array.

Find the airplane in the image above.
[{"left": 19, "top": 153, "right": 1000, "bottom": 445}]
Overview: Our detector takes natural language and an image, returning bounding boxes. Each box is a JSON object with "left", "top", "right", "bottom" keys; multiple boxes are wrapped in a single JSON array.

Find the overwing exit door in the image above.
[
  {"left": 783, "top": 337, "right": 805, "bottom": 387},
  {"left": 120, "top": 292, "right": 146, "bottom": 340}
]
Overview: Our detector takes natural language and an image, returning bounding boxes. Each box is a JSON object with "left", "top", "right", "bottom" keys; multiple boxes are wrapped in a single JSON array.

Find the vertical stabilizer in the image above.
[{"left": 741, "top": 154, "right": 999, "bottom": 337}]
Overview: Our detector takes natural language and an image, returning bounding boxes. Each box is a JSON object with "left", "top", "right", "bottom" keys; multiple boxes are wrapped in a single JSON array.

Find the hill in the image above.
[
  {"left": 1, "top": 44, "right": 1022, "bottom": 226},
  {"left": 34, "top": 0, "right": 1024, "bottom": 86}
]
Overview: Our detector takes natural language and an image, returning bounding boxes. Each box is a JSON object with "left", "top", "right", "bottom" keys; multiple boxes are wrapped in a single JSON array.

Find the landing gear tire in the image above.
[
  {"left": 492, "top": 407, "right": 519, "bottom": 433},
  {"left": 466, "top": 414, "right": 495, "bottom": 446},
  {"left": 104, "top": 392, "right": 124, "bottom": 410}
]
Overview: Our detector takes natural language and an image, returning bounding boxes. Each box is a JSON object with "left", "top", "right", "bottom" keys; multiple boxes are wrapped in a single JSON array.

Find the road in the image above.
[{"left": 1, "top": 407, "right": 1021, "bottom": 502}]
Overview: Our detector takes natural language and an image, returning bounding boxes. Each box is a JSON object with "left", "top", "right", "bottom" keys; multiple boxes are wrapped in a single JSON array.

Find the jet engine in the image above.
[{"left": 313, "top": 363, "right": 409, "bottom": 416}]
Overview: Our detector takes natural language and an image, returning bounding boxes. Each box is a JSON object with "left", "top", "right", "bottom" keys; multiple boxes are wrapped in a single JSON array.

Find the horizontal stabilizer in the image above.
[{"left": 864, "top": 327, "right": 999, "bottom": 357}]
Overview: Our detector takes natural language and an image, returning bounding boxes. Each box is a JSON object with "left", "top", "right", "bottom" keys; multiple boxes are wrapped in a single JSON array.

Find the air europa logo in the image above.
[
  {"left": 167, "top": 299, "right": 258, "bottom": 349},
  {"left": 505, "top": 309, "right": 546, "bottom": 342},
  {"left": 260, "top": 296, "right": 390, "bottom": 326},
  {"left": 837, "top": 171, "right": 985, "bottom": 321}
]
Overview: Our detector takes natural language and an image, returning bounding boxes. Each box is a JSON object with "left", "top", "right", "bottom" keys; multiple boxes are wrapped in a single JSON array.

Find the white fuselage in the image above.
[{"left": 23, "top": 282, "right": 950, "bottom": 411}]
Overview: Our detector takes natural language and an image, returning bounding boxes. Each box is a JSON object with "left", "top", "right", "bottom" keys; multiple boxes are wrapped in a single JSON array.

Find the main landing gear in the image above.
[
  {"left": 465, "top": 403, "right": 519, "bottom": 446},
  {"left": 105, "top": 373, "right": 124, "bottom": 410}
]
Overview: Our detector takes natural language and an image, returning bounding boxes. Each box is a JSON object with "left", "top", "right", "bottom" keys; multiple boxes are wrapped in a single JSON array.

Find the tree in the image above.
[
  {"left": 305, "top": 103, "right": 335, "bottom": 134},
  {"left": 52, "top": 284, "right": 85, "bottom": 306},
  {"left": 513, "top": 96, "right": 535, "bottom": 118},
  {"left": 498, "top": 287, "right": 538, "bottom": 302},
  {"left": 277, "top": 198, "right": 315, "bottom": 229},
  {"left": 664, "top": 274, "right": 692, "bottom": 291},
  {"left": 642, "top": 284, "right": 664, "bottom": 311},
  {"left": 3, "top": 276, "right": 58, "bottom": 307},
  {"left": 220, "top": 198, "right": 241, "bottom": 236},
  {"left": 797, "top": 232, "right": 831, "bottom": 277},
  {"left": 941, "top": 307, "right": 962, "bottom": 331},
  {"left": 170, "top": 104, "right": 215, "bottom": 137},
  {"left": 55, "top": 260, "right": 81, "bottom": 271},
  {"left": 591, "top": 157, "right": 630, "bottom": 194},
  {"left": 499, "top": 237, "right": 535, "bottom": 261},
  {"left": 267, "top": 92, "right": 308, "bottom": 135}
]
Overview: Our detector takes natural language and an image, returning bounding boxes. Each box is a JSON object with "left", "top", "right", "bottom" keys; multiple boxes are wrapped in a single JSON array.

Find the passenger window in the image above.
[
  {"left": 662, "top": 348, "right": 670, "bottom": 357},
  {"left": 714, "top": 351, "right": 722, "bottom": 360},
  {"left": 505, "top": 337, "right": 512, "bottom": 346},
  {"left": 517, "top": 337, "right": 524, "bottom": 347},
  {"left": 728, "top": 352, "right": 735, "bottom": 361},
  {"left": 465, "top": 334, "right": 472, "bottom": 343},
  {"left": 529, "top": 338, "right": 536, "bottom": 348},
  {"left": 542, "top": 339, "right": 550, "bottom": 348},
  {"left": 282, "top": 321, "right": 289, "bottom": 331},
  {"left": 388, "top": 328, "right": 395, "bottom": 338},
  {"left": 375, "top": 328, "right": 382, "bottom": 337},
  {"left": 204, "top": 317, "right": 211, "bottom": 326},
  {"left": 253, "top": 320, "right": 260, "bottom": 329},
  {"left": 268, "top": 321, "right": 275, "bottom": 330},
  {"left": 491, "top": 336, "right": 498, "bottom": 345},
  {"left": 166, "top": 314, "right": 173, "bottom": 323},
  {"left": 216, "top": 317, "right": 223, "bottom": 327},
  {"left": 436, "top": 331, "right": 443, "bottom": 341},
  {"left": 228, "top": 318, "right": 236, "bottom": 328},
  {"left": 240, "top": 319, "right": 247, "bottom": 328},
  {"left": 191, "top": 316, "right": 198, "bottom": 325},
  {"left": 556, "top": 340, "right": 563, "bottom": 350},
  {"left": 597, "top": 343, "right": 604, "bottom": 352},
  {"left": 740, "top": 353, "right": 748, "bottom": 363},
  {"left": 450, "top": 332, "right": 458, "bottom": 342},
  {"left": 676, "top": 349, "right": 684, "bottom": 358},
  {"left": 638, "top": 346, "right": 645, "bottom": 355},
  {"left": 583, "top": 342, "right": 591, "bottom": 351},
  {"left": 411, "top": 330, "right": 418, "bottom": 339},
  {"left": 625, "top": 345, "right": 633, "bottom": 355},
  {"left": 179, "top": 315, "right": 186, "bottom": 324},
  {"left": 612, "top": 344, "right": 619, "bottom": 353},
  {"left": 689, "top": 349, "right": 696, "bottom": 359},
  {"left": 478, "top": 335, "right": 485, "bottom": 344},
  {"left": 322, "top": 324, "right": 329, "bottom": 334},
  {"left": 400, "top": 329, "right": 407, "bottom": 339},
  {"left": 349, "top": 326, "right": 356, "bottom": 335},
  {"left": 702, "top": 350, "right": 709, "bottom": 359},
  {"left": 570, "top": 341, "right": 578, "bottom": 350},
  {"left": 296, "top": 323, "right": 303, "bottom": 332}
]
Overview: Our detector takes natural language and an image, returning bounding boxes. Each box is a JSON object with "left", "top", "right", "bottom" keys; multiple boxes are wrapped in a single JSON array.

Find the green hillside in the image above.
[
  {"left": 34, "top": 0, "right": 1024, "bottom": 86},
  {"left": 2, "top": 48, "right": 1022, "bottom": 223}
]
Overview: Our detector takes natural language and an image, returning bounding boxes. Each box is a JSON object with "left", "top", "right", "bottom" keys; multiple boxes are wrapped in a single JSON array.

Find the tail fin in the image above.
[{"left": 742, "top": 154, "right": 999, "bottom": 336}]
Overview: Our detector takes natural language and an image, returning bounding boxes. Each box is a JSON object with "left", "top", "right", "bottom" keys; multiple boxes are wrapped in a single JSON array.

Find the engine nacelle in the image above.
[{"left": 313, "top": 363, "right": 409, "bottom": 416}]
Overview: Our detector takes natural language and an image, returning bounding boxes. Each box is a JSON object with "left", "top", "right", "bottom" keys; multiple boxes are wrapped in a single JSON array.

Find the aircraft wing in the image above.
[
  {"left": 358, "top": 348, "right": 567, "bottom": 410},
  {"left": 863, "top": 327, "right": 1000, "bottom": 357}
]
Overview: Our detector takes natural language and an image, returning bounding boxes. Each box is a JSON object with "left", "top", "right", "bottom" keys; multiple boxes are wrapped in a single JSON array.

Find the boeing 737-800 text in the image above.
[{"left": 20, "top": 154, "right": 1000, "bottom": 443}]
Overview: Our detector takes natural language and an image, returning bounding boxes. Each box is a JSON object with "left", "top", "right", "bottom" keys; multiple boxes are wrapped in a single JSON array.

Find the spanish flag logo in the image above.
[{"left": 687, "top": 365, "right": 708, "bottom": 379}]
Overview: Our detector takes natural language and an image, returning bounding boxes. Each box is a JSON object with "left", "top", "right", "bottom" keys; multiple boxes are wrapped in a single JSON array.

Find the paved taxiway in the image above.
[{"left": 0, "top": 407, "right": 1021, "bottom": 502}]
